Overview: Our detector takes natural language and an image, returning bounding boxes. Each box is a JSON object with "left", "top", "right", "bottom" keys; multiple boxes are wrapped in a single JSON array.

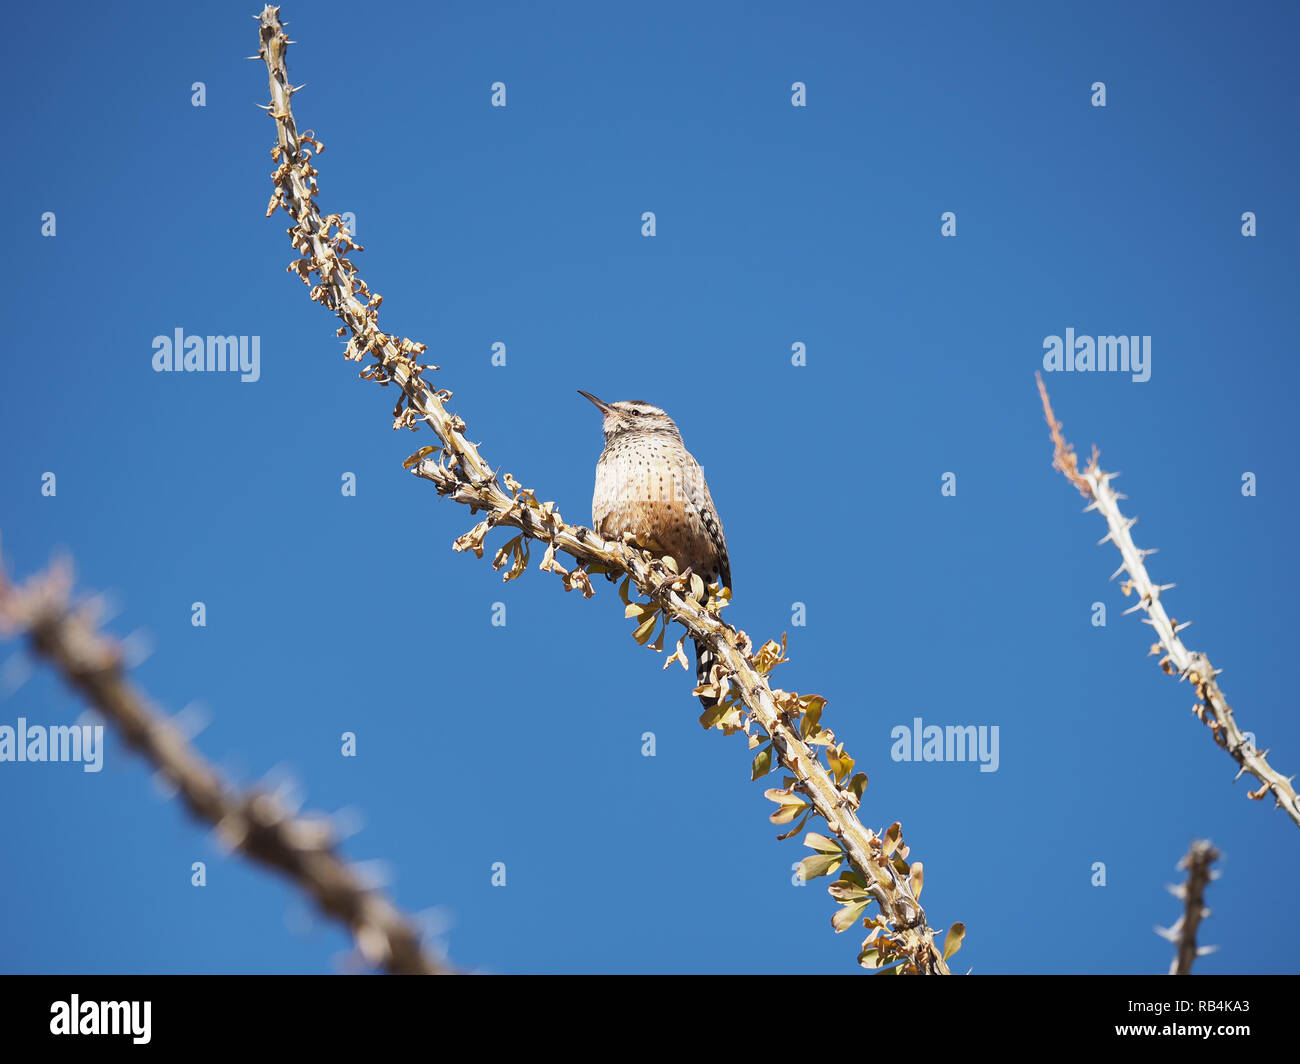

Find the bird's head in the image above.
[{"left": 578, "top": 391, "right": 680, "bottom": 443}]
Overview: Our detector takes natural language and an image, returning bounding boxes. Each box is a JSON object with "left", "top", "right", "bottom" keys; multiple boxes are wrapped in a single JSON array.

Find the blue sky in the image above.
[{"left": 1, "top": 0, "right": 1297, "bottom": 974}]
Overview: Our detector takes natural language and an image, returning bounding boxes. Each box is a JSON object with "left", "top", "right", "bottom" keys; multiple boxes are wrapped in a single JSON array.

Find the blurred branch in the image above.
[
  {"left": 1037, "top": 373, "right": 1300, "bottom": 830},
  {"left": 254, "top": 4, "right": 958, "bottom": 973},
  {"left": 1157, "top": 840, "right": 1220, "bottom": 975},
  {"left": 0, "top": 547, "right": 448, "bottom": 975}
]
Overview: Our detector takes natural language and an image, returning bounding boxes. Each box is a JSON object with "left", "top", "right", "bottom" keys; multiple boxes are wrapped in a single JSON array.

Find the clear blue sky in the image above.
[{"left": 1, "top": 0, "right": 1296, "bottom": 974}]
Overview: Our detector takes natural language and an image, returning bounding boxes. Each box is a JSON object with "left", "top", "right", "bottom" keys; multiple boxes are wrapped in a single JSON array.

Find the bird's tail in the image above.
[{"left": 694, "top": 638, "right": 719, "bottom": 709}]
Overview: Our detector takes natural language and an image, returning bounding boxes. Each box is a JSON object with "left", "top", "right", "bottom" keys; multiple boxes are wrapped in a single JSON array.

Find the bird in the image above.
[{"left": 578, "top": 390, "right": 731, "bottom": 707}]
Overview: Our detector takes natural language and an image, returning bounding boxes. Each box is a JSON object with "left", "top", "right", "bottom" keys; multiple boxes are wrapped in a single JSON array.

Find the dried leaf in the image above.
[
  {"left": 503, "top": 538, "right": 529, "bottom": 582},
  {"left": 402, "top": 444, "right": 439, "bottom": 469},
  {"left": 827, "top": 745, "right": 855, "bottom": 784},
  {"left": 803, "top": 832, "right": 841, "bottom": 855},
  {"left": 649, "top": 615, "right": 667, "bottom": 652},
  {"left": 797, "top": 852, "right": 843, "bottom": 881},
  {"left": 752, "top": 634, "right": 789, "bottom": 675},
  {"left": 632, "top": 613, "right": 657, "bottom": 645},
  {"left": 662, "top": 635, "right": 690, "bottom": 672},
  {"left": 775, "top": 807, "right": 814, "bottom": 841},
  {"left": 768, "top": 800, "right": 810, "bottom": 826},
  {"left": 764, "top": 788, "right": 805, "bottom": 807},
  {"left": 832, "top": 902, "right": 868, "bottom": 933},
  {"left": 698, "top": 697, "right": 730, "bottom": 730},
  {"left": 942, "top": 922, "right": 966, "bottom": 962},
  {"left": 452, "top": 520, "right": 491, "bottom": 558},
  {"left": 492, "top": 534, "right": 520, "bottom": 572},
  {"left": 799, "top": 695, "right": 826, "bottom": 739},
  {"left": 828, "top": 874, "right": 868, "bottom": 903}
]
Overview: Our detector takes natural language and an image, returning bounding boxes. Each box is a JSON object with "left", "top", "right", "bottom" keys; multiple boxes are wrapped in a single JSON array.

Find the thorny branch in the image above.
[
  {"left": 254, "top": 5, "right": 959, "bottom": 973},
  {"left": 0, "top": 548, "right": 447, "bottom": 975},
  {"left": 1037, "top": 373, "right": 1300, "bottom": 830},
  {"left": 1157, "top": 840, "right": 1220, "bottom": 976}
]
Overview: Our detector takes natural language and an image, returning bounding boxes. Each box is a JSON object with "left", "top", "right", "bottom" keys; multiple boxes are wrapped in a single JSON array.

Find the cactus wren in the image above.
[{"left": 579, "top": 391, "right": 731, "bottom": 706}]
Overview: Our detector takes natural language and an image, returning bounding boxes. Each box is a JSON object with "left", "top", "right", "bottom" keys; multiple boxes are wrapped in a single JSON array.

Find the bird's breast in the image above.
[{"left": 591, "top": 438, "right": 719, "bottom": 578}]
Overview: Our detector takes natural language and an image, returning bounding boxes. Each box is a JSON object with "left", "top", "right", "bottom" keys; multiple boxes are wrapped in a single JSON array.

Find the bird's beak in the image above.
[{"left": 577, "top": 389, "right": 614, "bottom": 414}]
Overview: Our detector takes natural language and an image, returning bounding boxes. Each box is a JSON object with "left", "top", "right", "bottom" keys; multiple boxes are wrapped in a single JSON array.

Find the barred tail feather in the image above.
[{"left": 694, "top": 638, "right": 718, "bottom": 709}]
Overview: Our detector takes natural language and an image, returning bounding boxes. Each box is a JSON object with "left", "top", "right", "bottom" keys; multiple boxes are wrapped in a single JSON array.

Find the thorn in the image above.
[
  {"left": 1082, "top": 500, "right": 1100, "bottom": 514},
  {"left": 1109, "top": 563, "right": 1127, "bottom": 582},
  {"left": 1123, "top": 602, "right": 1145, "bottom": 615},
  {"left": 1157, "top": 583, "right": 1176, "bottom": 593},
  {"left": 1124, "top": 516, "right": 1138, "bottom": 531},
  {"left": 1140, "top": 547, "right": 1158, "bottom": 558},
  {"left": 1197, "top": 944, "right": 1220, "bottom": 957},
  {"left": 1097, "top": 531, "right": 1115, "bottom": 546},
  {"left": 1174, "top": 620, "right": 1193, "bottom": 632}
]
